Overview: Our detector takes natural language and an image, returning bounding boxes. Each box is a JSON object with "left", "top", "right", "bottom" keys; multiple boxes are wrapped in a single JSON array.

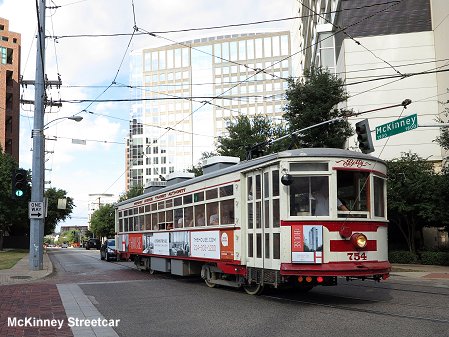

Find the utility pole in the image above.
[{"left": 29, "top": 0, "right": 46, "bottom": 270}]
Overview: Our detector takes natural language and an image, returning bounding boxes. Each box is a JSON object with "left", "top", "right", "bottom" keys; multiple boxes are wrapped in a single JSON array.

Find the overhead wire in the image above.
[
  {"left": 47, "top": 1, "right": 401, "bottom": 39},
  {"left": 104, "top": 1, "right": 405, "bottom": 192},
  {"left": 299, "top": 0, "right": 404, "bottom": 76},
  {"left": 40, "top": 0, "right": 433, "bottom": 194}
]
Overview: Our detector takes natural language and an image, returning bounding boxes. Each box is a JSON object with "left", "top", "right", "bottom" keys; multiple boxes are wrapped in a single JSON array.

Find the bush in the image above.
[
  {"left": 419, "top": 251, "right": 449, "bottom": 266},
  {"left": 388, "top": 251, "right": 419, "bottom": 264}
]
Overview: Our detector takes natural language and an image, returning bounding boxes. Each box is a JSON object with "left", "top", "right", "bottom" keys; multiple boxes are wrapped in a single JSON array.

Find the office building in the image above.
[
  {"left": 293, "top": 0, "right": 449, "bottom": 165},
  {"left": 127, "top": 31, "right": 292, "bottom": 189},
  {"left": 0, "top": 17, "right": 21, "bottom": 163},
  {"left": 87, "top": 193, "right": 116, "bottom": 225}
]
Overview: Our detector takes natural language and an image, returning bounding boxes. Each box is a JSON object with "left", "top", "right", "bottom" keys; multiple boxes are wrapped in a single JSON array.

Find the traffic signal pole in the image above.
[{"left": 29, "top": 0, "right": 46, "bottom": 270}]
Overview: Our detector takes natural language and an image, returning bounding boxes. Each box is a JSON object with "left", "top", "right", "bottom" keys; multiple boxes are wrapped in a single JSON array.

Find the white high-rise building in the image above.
[
  {"left": 293, "top": 0, "right": 449, "bottom": 166},
  {"left": 87, "top": 193, "right": 116, "bottom": 225},
  {"left": 127, "top": 32, "right": 292, "bottom": 189}
]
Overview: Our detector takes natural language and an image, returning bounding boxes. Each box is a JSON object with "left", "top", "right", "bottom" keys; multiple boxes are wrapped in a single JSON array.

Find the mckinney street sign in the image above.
[{"left": 376, "top": 114, "right": 418, "bottom": 140}]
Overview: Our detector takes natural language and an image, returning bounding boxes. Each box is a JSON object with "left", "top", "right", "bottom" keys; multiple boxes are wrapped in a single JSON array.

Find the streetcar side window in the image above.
[
  {"left": 145, "top": 214, "right": 151, "bottom": 230},
  {"left": 184, "top": 206, "right": 193, "bottom": 227},
  {"left": 220, "top": 199, "right": 234, "bottom": 225},
  {"left": 174, "top": 208, "right": 183, "bottom": 228},
  {"left": 273, "top": 233, "right": 280, "bottom": 259},
  {"left": 207, "top": 202, "right": 219, "bottom": 225},
  {"left": 289, "top": 176, "right": 329, "bottom": 216},
  {"left": 373, "top": 176, "right": 385, "bottom": 217},
  {"left": 206, "top": 188, "right": 218, "bottom": 200},
  {"left": 194, "top": 204, "right": 205, "bottom": 226},
  {"left": 336, "top": 171, "right": 370, "bottom": 217}
]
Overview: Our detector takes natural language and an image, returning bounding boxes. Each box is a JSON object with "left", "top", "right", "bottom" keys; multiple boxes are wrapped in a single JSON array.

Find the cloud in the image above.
[{"left": 4, "top": 0, "right": 294, "bottom": 231}]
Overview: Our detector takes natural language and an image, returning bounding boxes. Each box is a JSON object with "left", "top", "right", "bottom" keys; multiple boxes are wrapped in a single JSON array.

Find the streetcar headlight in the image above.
[{"left": 351, "top": 233, "right": 367, "bottom": 249}]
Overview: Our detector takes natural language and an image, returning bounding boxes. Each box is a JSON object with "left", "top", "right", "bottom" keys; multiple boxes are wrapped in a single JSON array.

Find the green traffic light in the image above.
[{"left": 15, "top": 190, "right": 24, "bottom": 197}]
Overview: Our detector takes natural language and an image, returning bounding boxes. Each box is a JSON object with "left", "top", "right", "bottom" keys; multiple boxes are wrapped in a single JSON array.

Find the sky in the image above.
[{"left": 0, "top": 0, "right": 294, "bottom": 231}]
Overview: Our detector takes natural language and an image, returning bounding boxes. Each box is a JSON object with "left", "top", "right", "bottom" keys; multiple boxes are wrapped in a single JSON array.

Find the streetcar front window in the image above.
[
  {"left": 336, "top": 170, "right": 370, "bottom": 217},
  {"left": 289, "top": 176, "right": 329, "bottom": 216}
]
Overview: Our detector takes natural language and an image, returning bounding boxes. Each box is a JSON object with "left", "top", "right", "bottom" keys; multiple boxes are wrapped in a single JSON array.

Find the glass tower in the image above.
[{"left": 127, "top": 31, "right": 291, "bottom": 189}]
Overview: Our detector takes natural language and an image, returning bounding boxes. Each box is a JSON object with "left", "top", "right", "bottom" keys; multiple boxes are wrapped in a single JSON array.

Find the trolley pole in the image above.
[{"left": 29, "top": 0, "right": 46, "bottom": 270}]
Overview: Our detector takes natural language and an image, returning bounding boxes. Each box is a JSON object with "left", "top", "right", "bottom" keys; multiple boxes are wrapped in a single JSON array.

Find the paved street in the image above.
[{"left": 1, "top": 248, "right": 449, "bottom": 337}]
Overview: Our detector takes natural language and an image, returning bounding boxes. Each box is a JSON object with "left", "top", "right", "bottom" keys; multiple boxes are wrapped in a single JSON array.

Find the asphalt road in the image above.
[{"left": 51, "top": 249, "right": 449, "bottom": 337}]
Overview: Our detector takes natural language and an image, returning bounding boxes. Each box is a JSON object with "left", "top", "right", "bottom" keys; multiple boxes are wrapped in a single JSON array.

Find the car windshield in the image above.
[{"left": 107, "top": 240, "right": 115, "bottom": 247}]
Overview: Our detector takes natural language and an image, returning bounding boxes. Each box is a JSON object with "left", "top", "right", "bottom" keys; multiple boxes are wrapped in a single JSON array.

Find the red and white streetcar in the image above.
[{"left": 115, "top": 148, "right": 390, "bottom": 295}]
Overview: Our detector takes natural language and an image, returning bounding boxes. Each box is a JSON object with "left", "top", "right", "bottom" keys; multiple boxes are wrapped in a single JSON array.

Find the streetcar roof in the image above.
[{"left": 117, "top": 148, "right": 385, "bottom": 207}]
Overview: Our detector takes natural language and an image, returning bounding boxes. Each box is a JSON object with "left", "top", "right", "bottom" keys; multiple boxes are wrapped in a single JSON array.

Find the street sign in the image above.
[
  {"left": 29, "top": 201, "right": 44, "bottom": 219},
  {"left": 376, "top": 114, "right": 418, "bottom": 140}
]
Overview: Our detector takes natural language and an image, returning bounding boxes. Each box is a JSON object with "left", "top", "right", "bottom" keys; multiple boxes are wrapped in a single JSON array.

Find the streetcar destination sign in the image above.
[{"left": 376, "top": 114, "right": 418, "bottom": 140}]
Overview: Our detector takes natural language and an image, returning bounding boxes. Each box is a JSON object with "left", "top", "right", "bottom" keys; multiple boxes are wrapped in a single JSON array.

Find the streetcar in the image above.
[{"left": 115, "top": 148, "right": 390, "bottom": 295}]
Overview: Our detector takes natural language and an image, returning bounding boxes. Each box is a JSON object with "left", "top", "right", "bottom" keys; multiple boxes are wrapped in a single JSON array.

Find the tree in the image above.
[
  {"left": 435, "top": 99, "right": 449, "bottom": 150},
  {"left": 386, "top": 153, "right": 442, "bottom": 252},
  {"left": 283, "top": 67, "right": 353, "bottom": 148},
  {"left": 90, "top": 204, "right": 115, "bottom": 239},
  {"left": 437, "top": 128, "right": 449, "bottom": 150},
  {"left": 118, "top": 185, "right": 143, "bottom": 203},
  {"left": 188, "top": 151, "right": 217, "bottom": 177},
  {"left": 0, "top": 148, "right": 30, "bottom": 250},
  {"left": 216, "top": 114, "right": 288, "bottom": 161},
  {"left": 44, "top": 188, "right": 74, "bottom": 235}
]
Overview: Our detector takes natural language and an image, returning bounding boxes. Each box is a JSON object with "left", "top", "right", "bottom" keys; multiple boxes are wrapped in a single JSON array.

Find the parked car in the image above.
[
  {"left": 85, "top": 238, "right": 101, "bottom": 250},
  {"left": 61, "top": 242, "right": 69, "bottom": 248},
  {"left": 100, "top": 239, "right": 117, "bottom": 261}
]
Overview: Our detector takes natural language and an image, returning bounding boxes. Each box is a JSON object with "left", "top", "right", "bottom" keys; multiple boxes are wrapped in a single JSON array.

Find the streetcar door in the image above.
[{"left": 245, "top": 166, "right": 281, "bottom": 271}]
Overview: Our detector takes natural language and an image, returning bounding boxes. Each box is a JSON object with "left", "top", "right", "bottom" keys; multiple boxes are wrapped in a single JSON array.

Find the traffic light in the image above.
[
  {"left": 12, "top": 169, "right": 27, "bottom": 200},
  {"left": 355, "top": 119, "right": 374, "bottom": 154}
]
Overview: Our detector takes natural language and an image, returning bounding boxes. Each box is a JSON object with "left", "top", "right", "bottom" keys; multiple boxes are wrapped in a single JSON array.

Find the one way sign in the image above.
[{"left": 29, "top": 201, "right": 44, "bottom": 219}]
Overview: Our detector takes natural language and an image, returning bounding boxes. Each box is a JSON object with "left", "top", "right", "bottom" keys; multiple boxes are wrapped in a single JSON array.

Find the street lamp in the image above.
[
  {"left": 43, "top": 115, "right": 83, "bottom": 129},
  {"left": 29, "top": 114, "right": 83, "bottom": 271}
]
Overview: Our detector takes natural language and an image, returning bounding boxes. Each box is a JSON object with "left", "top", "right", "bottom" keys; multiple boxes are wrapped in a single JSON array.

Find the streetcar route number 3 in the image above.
[{"left": 347, "top": 252, "right": 367, "bottom": 260}]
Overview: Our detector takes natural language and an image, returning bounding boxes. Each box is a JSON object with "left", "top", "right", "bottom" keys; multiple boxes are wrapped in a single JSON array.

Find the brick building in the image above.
[{"left": 0, "top": 17, "right": 21, "bottom": 163}]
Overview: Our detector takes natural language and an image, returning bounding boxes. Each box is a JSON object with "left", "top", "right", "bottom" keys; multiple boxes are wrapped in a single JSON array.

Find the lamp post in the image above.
[
  {"left": 29, "top": 1, "right": 84, "bottom": 270},
  {"left": 29, "top": 115, "right": 83, "bottom": 270}
]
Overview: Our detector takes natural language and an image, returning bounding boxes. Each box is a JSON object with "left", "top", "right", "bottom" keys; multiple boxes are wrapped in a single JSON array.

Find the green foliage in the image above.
[
  {"left": 386, "top": 152, "right": 447, "bottom": 253},
  {"left": 57, "top": 231, "right": 70, "bottom": 244},
  {"left": 419, "top": 251, "right": 449, "bottom": 266},
  {"left": 388, "top": 251, "right": 419, "bottom": 264},
  {"left": 0, "top": 149, "right": 30, "bottom": 247},
  {"left": 188, "top": 151, "right": 217, "bottom": 177},
  {"left": 216, "top": 115, "right": 288, "bottom": 161},
  {"left": 436, "top": 127, "right": 449, "bottom": 151},
  {"left": 0, "top": 148, "right": 74, "bottom": 243},
  {"left": 44, "top": 188, "right": 74, "bottom": 235},
  {"left": 283, "top": 67, "right": 354, "bottom": 148},
  {"left": 89, "top": 204, "right": 115, "bottom": 239},
  {"left": 435, "top": 100, "right": 449, "bottom": 150},
  {"left": 389, "top": 250, "right": 449, "bottom": 266},
  {"left": 118, "top": 185, "right": 143, "bottom": 202}
]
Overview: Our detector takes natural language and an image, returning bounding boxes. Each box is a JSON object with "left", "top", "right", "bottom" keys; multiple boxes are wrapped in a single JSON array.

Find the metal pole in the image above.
[{"left": 29, "top": 0, "right": 46, "bottom": 270}]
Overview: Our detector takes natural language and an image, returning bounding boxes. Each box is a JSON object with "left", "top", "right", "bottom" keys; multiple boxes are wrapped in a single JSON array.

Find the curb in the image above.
[{"left": 0, "top": 252, "right": 54, "bottom": 286}]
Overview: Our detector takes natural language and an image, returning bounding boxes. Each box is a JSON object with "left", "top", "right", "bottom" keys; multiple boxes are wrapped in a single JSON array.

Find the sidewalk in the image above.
[
  {"left": 390, "top": 263, "right": 449, "bottom": 280},
  {"left": 0, "top": 252, "right": 53, "bottom": 285}
]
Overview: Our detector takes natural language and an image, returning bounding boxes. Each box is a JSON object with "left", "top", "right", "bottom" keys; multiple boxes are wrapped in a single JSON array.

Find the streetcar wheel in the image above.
[
  {"left": 204, "top": 278, "right": 216, "bottom": 288},
  {"left": 243, "top": 283, "right": 264, "bottom": 295}
]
